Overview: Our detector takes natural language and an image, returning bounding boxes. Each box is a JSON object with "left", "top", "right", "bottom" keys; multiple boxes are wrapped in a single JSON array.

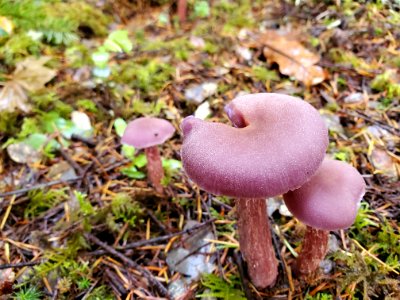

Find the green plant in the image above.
[
  {"left": 251, "top": 66, "right": 279, "bottom": 82},
  {"left": 12, "top": 286, "right": 42, "bottom": 300},
  {"left": 106, "top": 193, "right": 144, "bottom": 233},
  {"left": 371, "top": 70, "right": 400, "bottom": 99},
  {"left": 305, "top": 293, "right": 333, "bottom": 300},
  {"left": 91, "top": 30, "right": 133, "bottom": 79},
  {"left": 197, "top": 274, "right": 246, "bottom": 299},
  {"left": 25, "top": 188, "right": 68, "bottom": 218}
]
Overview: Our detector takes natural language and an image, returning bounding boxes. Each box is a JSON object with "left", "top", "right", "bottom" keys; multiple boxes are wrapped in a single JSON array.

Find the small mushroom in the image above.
[
  {"left": 181, "top": 93, "right": 328, "bottom": 288},
  {"left": 122, "top": 117, "right": 175, "bottom": 194},
  {"left": 283, "top": 158, "right": 366, "bottom": 275}
]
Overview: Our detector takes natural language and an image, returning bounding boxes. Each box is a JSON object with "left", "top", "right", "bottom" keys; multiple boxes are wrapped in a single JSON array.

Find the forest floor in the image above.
[{"left": 0, "top": 1, "right": 399, "bottom": 299}]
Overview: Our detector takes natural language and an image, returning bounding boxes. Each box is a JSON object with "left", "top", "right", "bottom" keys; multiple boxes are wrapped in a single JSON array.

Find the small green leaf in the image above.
[
  {"left": 24, "top": 133, "right": 47, "bottom": 150},
  {"left": 91, "top": 50, "right": 109, "bottom": 68},
  {"left": 121, "top": 144, "right": 135, "bottom": 159},
  {"left": 114, "top": 118, "right": 127, "bottom": 137},
  {"left": 104, "top": 30, "right": 133, "bottom": 53},
  {"left": 121, "top": 166, "right": 146, "bottom": 179},
  {"left": 162, "top": 159, "right": 182, "bottom": 170},
  {"left": 133, "top": 153, "right": 147, "bottom": 168},
  {"left": 194, "top": 1, "right": 210, "bottom": 18}
]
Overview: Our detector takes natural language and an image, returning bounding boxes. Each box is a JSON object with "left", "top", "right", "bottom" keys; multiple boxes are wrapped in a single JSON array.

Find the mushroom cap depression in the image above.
[
  {"left": 283, "top": 158, "right": 366, "bottom": 231},
  {"left": 181, "top": 93, "right": 329, "bottom": 198},
  {"left": 122, "top": 117, "right": 175, "bottom": 149}
]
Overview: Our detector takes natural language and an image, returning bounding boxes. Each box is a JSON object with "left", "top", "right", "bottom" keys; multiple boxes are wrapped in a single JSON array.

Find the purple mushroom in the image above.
[
  {"left": 283, "top": 158, "right": 366, "bottom": 275},
  {"left": 122, "top": 117, "right": 175, "bottom": 194},
  {"left": 181, "top": 93, "right": 328, "bottom": 288}
]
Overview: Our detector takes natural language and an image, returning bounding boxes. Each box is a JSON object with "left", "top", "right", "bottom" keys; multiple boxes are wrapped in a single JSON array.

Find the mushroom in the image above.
[
  {"left": 180, "top": 93, "right": 328, "bottom": 288},
  {"left": 122, "top": 117, "right": 175, "bottom": 194},
  {"left": 283, "top": 158, "right": 366, "bottom": 275}
]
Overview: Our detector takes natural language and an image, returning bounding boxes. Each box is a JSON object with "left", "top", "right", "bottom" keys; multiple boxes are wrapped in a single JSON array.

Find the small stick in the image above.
[
  {"left": 119, "top": 218, "right": 216, "bottom": 249},
  {"left": 0, "top": 261, "right": 41, "bottom": 270},
  {"left": 85, "top": 233, "right": 169, "bottom": 298},
  {"left": 0, "top": 177, "right": 82, "bottom": 198},
  {"left": 145, "top": 207, "right": 169, "bottom": 233},
  {"left": 59, "top": 148, "right": 84, "bottom": 175},
  {"left": 204, "top": 196, "right": 224, "bottom": 278},
  {"left": 233, "top": 251, "right": 255, "bottom": 300},
  {"left": 71, "top": 133, "right": 96, "bottom": 148},
  {"left": 0, "top": 159, "right": 130, "bottom": 198}
]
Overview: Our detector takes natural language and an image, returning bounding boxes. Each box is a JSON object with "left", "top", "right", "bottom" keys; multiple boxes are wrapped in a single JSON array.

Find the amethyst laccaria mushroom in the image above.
[
  {"left": 283, "top": 158, "right": 366, "bottom": 276},
  {"left": 122, "top": 117, "right": 175, "bottom": 194},
  {"left": 180, "top": 93, "right": 328, "bottom": 288}
]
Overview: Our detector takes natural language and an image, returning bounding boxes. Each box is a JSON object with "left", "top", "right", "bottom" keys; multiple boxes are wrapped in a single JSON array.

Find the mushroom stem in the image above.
[
  {"left": 236, "top": 198, "right": 278, "bottom": 289},
  {"left": 144, "top": 146, "right": 164, "bottom": 194},
  {"left": 177, "top": 0, "right": 187, "bottom": 23},
  {"left": 294, "top": 226, "right": 329, "bottom": 276}
]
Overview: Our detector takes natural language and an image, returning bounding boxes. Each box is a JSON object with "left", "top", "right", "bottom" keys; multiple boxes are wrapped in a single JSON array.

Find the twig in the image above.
[
  {"left": 59, "top": 148, "right": 84, "bottom": 175},
  {"left": 119, "top": 218, "right": 216, "bottom": 250},
  {"left": 174, "top": 242, "right": 212, "bottom": 266},
  {"left": 85, "top": 233, "right": 169, "bottom": 298},
  {"left": 0, "top": 159, "right": 131, "bottom": 198},
  {"left": 71, "top": 134, "right": 96, "bottom": 148},
  {"left": 343, "top": 110, "right": 400, "bottom": 136},
  {"left": 0, "top": 177, "right": 83, "bottom": 198},
  {"left": 205, "top": 196, "right": 225, "bottom": 278},
  {"left": 233, "top": 251, "right": 255, "bottom": 300},
  {"left": 105, "top": 268, "right": 127, "bottom": 296},
  {"left": 0, "top": 261, "right": 41, "bottom": 269},
  {"left": 145, "top": 208, "right": 169, "bottom": 234}
]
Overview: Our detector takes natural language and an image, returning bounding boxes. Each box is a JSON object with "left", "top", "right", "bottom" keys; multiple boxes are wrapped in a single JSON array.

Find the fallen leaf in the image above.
[
  {"left": 370, "top": 148, "right": 398, "bottom": 180},
  {"left": 13, "top": 56, "right": 57, "bottom": 92},
  {"left": 258, "top": 30, "right": 326, "bottom": 86},
  {"left": 0, "top": 81, "right": 30, "bottom": 113},
  {"left": 0, "top": 57, "right": 57, "bottom": 113},
  {"left": 6, "top": 142, "right": 41, "bottom": 164}
]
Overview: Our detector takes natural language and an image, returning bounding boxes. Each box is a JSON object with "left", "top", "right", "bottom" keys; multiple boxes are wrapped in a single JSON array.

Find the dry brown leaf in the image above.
[
  {"left": 0, "top": 56, "right": 56, "bottom": 113},
  {"left": 259, "top": 30, "right": 326, "bottom": 86},
  {"left": 13, "top": 56, "right": 57, "bottom": 92},
  {"left": 0, "top": 81, "right": 30, "bottom": 113}
]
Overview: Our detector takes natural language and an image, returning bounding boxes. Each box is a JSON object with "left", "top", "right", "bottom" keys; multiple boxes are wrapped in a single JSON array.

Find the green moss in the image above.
[
  {"left": 12, "top": 286, "right": 42, "bottom": 300},
  {"left": 114, "top": 59, "right": 173, "bottom": 93},
  {"left": 0, "top": 112, "right": 19, "bottom": 136},
  {"left": 0, "top": 33, "right": 42, "bottom": 65},
  {"left": 251, "top": 66, "right": 279, "bottom": 82},
  {"left": 198, "top": 273, "right": 246, "bottom": 299},
  {"left": 76, "top": 99, "right": 98, "bottom": 113},
  {"left": 31, "top": 91, "right": 73, "bottom": 117},
  {"left": 110, "top": 193, "right": 144, "bottom": 229},
  {"left": 371, "top": 70, "right": 400, "bottom": 98},
  {"left": 25, "top": 188, "right": 69, "bottom": 219}
]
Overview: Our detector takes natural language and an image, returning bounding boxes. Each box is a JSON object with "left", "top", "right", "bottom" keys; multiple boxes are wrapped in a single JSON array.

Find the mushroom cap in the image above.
[
  {"left": 283, "top": 158, "right": 366, "bottom": 231},
  {"left": 121, "top": 117, "right": 175, "bottom": 149},
  {"left": 181, "top": 93, "right": 328, "bottom": 198}
]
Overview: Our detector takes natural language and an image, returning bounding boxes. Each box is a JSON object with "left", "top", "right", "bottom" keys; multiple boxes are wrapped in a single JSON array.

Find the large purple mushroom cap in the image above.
[
  {"left": 181, "top": 93, "right": 329, "bottom": 198},
  {"left": 283, "top": 158, "right": 366, "bottom": 231},
  {"left": 122, "top": 117, "right": 175, "bottom": 149}
]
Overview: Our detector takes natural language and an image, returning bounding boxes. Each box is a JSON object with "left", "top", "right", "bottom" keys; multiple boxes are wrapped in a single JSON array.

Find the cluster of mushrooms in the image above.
[{"left": 122, "top": 93, "right": 366, "bottom": 290}]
